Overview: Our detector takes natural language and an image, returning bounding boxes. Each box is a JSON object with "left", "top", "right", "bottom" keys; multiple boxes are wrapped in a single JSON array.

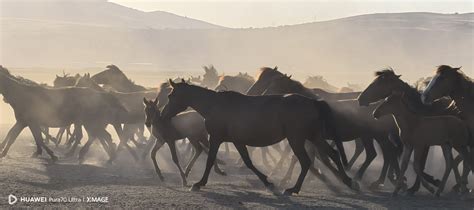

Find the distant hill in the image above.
[
  {"left": 0, "top": 2, "right": 472, "bottom": 85},
  {"left": 0, "top": 0, "right": 222, "bottom": 29}
]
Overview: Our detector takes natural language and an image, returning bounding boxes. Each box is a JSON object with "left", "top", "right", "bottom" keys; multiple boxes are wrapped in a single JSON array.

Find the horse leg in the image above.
[
  {"left": 393, "top": 144, "right": 412, "bottom": 197},
  {"left": 141, "top": 135, "right": 156, "bottom": 161},
  {"left": 280, "top": 155, "right": 298, "bottom": 187},
  {"left": 413, "top": 147, "right": 436, "bottom": 194},
  {"left": 78, "top": 133, "right": 97, "bottom": 164},
  {"left": 113, "top": 124, "right": 139, "bottom": 162},
  {"left": 450, "top": 154, "right": 463, "bottom": 192},
  {"left": 191, "top": 135, "right": 222, "bottom": 191},
  {"left": 269, "top": 144, "right": 292, "bottom": 177},
  {"left": 30, "top": 125, "right": 58, "bottom": 161},
  {"left": 150, "top": 136, "right": 165, "bottom": 181},
  {"left": 347, "top": 138, "right": 364, "bottom": 171},
  {"left": 453, "top": 146, "right": 472, "bottom": 193},
  {"left": 0, "top": 122, "right": 26, "bottom": 157},
  {"left": 369, "top": 138, "right": 391, "bottom": 189},
  {"left": 435, "top": 144, "right": 453, "bottom": 197},
  {"left": 354, "top": 137, "right": 376, "bottom": 181},
  {"left": 407, "top": 147, "right": 440, "bottom": 195},
  {"left": 168, "top": 141, "right": 187, "bottom": 187},
  {"left": 313, "top": 139, "right": 358, "bottom": 190},
  {"left": 98, "top": 129, "right": 117, "bottom": 161},
  {"left": 233, "top": 143, "right": 275, "bottom": 191},
  {"left": 283, "top": 137, "right": 310, "bottom": 195},
  {"left": 184, "top": 139, "right": 202, "bottom": 178},
  {"left": 65, "top": 125, "right": 83, "bottom": 157}
]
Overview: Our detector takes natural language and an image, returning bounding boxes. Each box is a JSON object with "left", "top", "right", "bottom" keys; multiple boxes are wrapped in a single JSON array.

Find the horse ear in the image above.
[
  {"left": 169, "top": 79, "right": 176, "bottom": 88},
  {"left": 143, "top": 97, "right": 148, "bottom": 105},
  {"left": 288, "top": 75, "right": 292, "bottom": 79},
  {"left": 274, "top": 66, "right": 278, "bottom": 71},
  {"left": 455, "top": 66, "right": 462, "bottom": 71},
  {"left": 181, "top": 78, "right": 186, "bottom": 84},
  {"left": 396, "top": 74, "right": 401, "bottom": 78},
  {"left": 153, "top": 97, "right": 159, "bottom": 106}
]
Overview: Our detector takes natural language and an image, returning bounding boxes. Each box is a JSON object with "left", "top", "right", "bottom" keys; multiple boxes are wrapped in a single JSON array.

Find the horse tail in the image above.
[{"left": 314, "top": 99, "right": 348, "bottom": 167}]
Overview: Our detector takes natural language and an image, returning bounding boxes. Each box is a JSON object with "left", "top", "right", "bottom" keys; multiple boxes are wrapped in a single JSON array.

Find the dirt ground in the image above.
[{"left": 0, "top": 126, "right": 473, "bottom": 209}]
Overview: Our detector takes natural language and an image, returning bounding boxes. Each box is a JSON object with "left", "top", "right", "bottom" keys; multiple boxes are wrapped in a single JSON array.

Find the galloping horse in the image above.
[
  {"left": 144, "top": 98, "right": 226, "bottom": 186},
  {"left": 358, "top": 69, "right": 461, "bottom": 194},
  {"left": 162, "top": 79, "right": 359, "bottom": 195},
  {"left": 373, "top": 92, "right": 472, "bottom": 196},
  {"left": 263, "top": 74, "right": 401, "bottom": 189},
  {"left": 0, "top": 66, "right": 129, "bottom": 163},
  {"left": 422, "top": 65, "right": 474, "bottom": 191}
]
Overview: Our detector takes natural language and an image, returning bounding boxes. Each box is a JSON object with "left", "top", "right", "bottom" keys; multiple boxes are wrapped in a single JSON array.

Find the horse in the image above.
[
  {"left": 52, "top": 73, "right": 81, "bottom": 147},
  {"left": 0, "top": 66, "right": 129, "bottom": 163},
  {"left": 373, "top": 92, "right": 473, "bottom": 196},
  {"left": 143, "top": 98, "right": 226, "bottom": 186},
  {"left": 247, "top": 67, "right": 358, "bottom": 171},
  {"left": 201, "top": 65, "right": 220, "bottom": 88},
  {"left": 422, "top": 65, "right": 474, "bottom": 191},
  {"left": 358, "top": 68, "right": 462, "bottom": 194},
  {"left": 161, "top": 79, "right": 359, "bottom": 195},
  {"left": 75, "top": 73, "right": 160, "bottom": 161},
  {"left": 263, "top": 74, "right": 401, "bottom": 189}
]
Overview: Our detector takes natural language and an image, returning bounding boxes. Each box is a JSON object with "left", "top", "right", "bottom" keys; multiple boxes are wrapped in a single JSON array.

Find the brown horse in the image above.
[
  {"left": 162, "top": 79, "right": 358, "bottom": 195},
  {"left": 358, "top": 69, "right": 461, "bottom": 194},
  {"left": 144, "top": 98, "right": 226, "bottom": 186},
  {"left": 373, "top": 92, "right": 473, "bottom": 196},
  {"left": 0, "top": 66, "right": 129, "bottom": 163},
  {"left": 422, "top": 65, "right": 474, "bottom": 190},
  {"left": 263, "top": 74, "right": 401, "bottom": 188}
]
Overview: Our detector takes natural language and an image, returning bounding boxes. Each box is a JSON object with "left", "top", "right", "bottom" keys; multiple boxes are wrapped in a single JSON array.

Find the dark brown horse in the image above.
[
  {"left": 162, "top": 79, "right": 358, "bottom": 195},
  {"left": 144, "top": 98, "right": 226, "bottom": 186},
  {"left": 422, "top": 65, "right": 474, "bottom": 191},
  {"left": 373, "top": 92, "right": 472, "bottom": 196},
  {"left": 263, "top": 74, "right": 401, "bottom": 188},
  {"left": 358, "top": 69, "right": 460, "bottom": 194}
]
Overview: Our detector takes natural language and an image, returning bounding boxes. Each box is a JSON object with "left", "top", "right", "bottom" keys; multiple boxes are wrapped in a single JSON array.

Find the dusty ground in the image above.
[{"left": 0, "top": 126, "right": 473, "bottom": 209}]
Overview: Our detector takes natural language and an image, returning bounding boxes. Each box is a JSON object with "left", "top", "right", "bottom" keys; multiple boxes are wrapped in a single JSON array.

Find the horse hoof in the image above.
[
  {"left": 216, "top": 170, "right": 227, "bottom": 176},
  {"left": 351, "top": 180, "right": 360, "bottom": 191},
  {"left": 369, "top": 182, "right": 384, "bottom": 191},
  {"left": 282, "top": 189, "right": 294, "bottom": 196},
  {"left": 190, "top": 184, "right": 201, "bottom": 192}
]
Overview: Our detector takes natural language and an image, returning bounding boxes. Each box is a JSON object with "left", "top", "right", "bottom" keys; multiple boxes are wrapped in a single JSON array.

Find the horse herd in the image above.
[{"left": 0, "top": 64, "right": 472, "bottom": 197}]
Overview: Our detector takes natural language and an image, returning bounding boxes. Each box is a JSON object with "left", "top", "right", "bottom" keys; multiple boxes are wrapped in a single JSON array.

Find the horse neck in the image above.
[
  {"left": 0, "top": 76, "right": 31, "bottom": 107},
  {"left": 450, "top": 75, "right": 474, "bottom": 114},
  {"left": 187, "top": 87, "right": 218, "bottom": 118}
]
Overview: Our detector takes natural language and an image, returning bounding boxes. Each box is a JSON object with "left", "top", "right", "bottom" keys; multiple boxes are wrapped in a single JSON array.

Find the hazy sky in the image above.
[{"left": 110, "top": 0, "right": 473, "bottom": 28}]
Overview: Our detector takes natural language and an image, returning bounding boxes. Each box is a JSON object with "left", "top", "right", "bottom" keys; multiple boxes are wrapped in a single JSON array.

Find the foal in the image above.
[
  {"left": 373, "top": 92, "right": 472, "bottom": 196},
  {"left": 144, "top": 98, "right": 226, "bottom": 186}
]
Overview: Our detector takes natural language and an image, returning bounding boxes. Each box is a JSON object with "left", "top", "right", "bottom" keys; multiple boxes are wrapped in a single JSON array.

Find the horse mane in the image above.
[
  {"left": 374, "top": 67, "right": 395, "bottom": 76},
  {"left": 436, "top": 65, "right": 474, "bottom": 97},
  {"left": 255, "top": 66, "right": 282, "bottom": 80},
  {"left": 0, "top": 66, "right": 46, "bottom": 87}
]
